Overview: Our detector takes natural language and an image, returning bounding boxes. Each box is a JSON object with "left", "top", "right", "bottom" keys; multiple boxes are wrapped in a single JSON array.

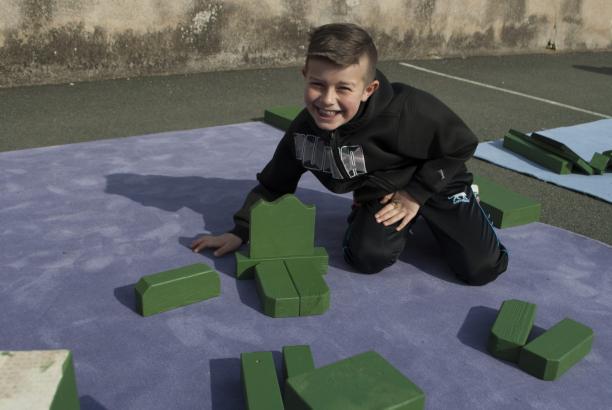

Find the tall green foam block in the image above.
[
  {"left": 282, "top": 345, "right": 315, "bottom": 380},
  {"left": 518, "top": 318, "right": 594, "bottom": 380},
  {"left": 250, "top": 194, "right": 316, "bottom": 259},
  {"left": 241, "top": 352, "right": 285, "bottom": 410},
  {"left": 135, "top": 263, "right": 220, "bottom": 316},
  {"left": 473, "top": 175, "right": 541, "bottom": 228},
  {"left": 0, "top": 350, "right": 80, "bottom": 410},
  {"left": 264, "top": 106, "right": 302, "bottom": 131},
  {"left": 255, "top": 260, "right": 300, "bottom": 317},
  {"left": 488, "top": 299, "right": 537, "bottom": 362},
  {"left": 285, "top": 351, "right": 425, "bottom": 410}
]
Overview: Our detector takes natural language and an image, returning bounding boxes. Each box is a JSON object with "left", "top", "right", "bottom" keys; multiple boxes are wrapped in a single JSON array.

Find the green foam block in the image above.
[
  {"left": 285, "top": 351, "right": 425, "bottom": 410},
  {"left": 518, "top": 318, "right": 594, "bottom": 380},
  {"left": 488, "top": 299, "right": 537, "bottom": 362},
  {"left": 255, "top": 260, "right": 300, "bottom": 317},
  {"left": 135, "top": 263, "right": 220, "bottom": 316},
  {"left": 473, "top": 175, "right": 541, "bottom": 228},
  {"left": 282, "top": 345, "right": 315, "bottom": 380},
  {"left": 503, "top": 131, "right": 572, "bottom": 174},
  {"left": 530, "top": 132, "right": 594, "bottom": 175},
  {"left": 0, "top": 350, "right": 80, "bottom": 410},
  {"left": 285, "top": 259, "right": 330, "bottom": 316},
  {"left": 590, "top": 152, "right": 610, "bottom": 175},
  {"left": 235, "top": 247, "right": 328, "bottom": 280},
  {"left": 241, "top": 352, "right": 285, "bottom": 410},
  {"left": 264, "top": 106, "right": 302, "bottom": 131}
]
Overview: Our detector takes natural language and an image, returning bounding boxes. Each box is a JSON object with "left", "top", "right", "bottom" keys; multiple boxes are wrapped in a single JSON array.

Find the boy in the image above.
[{"left": 191, "top": 23, "right": 508, "bottom": 285}]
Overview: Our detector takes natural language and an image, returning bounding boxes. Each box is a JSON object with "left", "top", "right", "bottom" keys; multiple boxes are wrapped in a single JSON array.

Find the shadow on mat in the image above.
[
  {"left": 113, "top": 284, "right": 139, "bottom": 315},
  {"left": 80, "top": 395, "right": 109, "bottom": 410},
  {"left": 573, "top": 65, "right": 612, "bottom": 77}
]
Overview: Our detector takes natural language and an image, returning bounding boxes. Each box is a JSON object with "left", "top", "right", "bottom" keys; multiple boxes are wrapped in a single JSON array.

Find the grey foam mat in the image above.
[{"left": 1, "top": 122, "right": 611, "bottom": 409}]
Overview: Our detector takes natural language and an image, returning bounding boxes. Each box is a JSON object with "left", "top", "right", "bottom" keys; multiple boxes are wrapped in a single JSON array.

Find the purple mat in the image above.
[{"left": 1, "top": 122, "right": 611, "bottom": 410}]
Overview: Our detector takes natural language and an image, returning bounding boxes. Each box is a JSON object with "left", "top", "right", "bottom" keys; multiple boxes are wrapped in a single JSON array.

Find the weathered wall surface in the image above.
[{"left": 0, "top": 0, "right": 610, "bottom": 87}]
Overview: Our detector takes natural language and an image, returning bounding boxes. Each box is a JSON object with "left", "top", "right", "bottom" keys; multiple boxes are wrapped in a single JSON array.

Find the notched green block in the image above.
[
  {"left": 0, "top": 350, "right": 80, "bottom": 410},
  {"left": 488, "top": 299, "right": 537, "bottom": 362},
  {"left": 503, "top": 130, "right": 572, "bottom": 174},
  {"left": 255, "top": 260, "right": 300, "bottom": 317},
  {"left": 241, "top": 352, "right": 285, "bottom": 410},
  {"left": 518, "top": 318, "right": 594, "bottom": 381},
  {"left": 235, "top": 247, "right": 328, "bottom": 280},
  {"left": 135, "top": 263, "right": 220, "bottom": 316},
  {"left": 285, "top": 260, "right": 330, "bottom": 316},
  {"left": 264, "top": 106, "right": 302, "bottom": 131},
  {"left": 285, "top": 351, "right": 425, "bottom": 410},
  {"left": 282, "top": 345, "right": 315, "bottom": 380},
  {"left": 473, "top": 175, "right": 541, "bottom": 228},
  {"left": 590, "top": 152, "right": 610, "bottom": 175},
  {"left": 250, "top": 194, "right": 316, "bottom": 259}
]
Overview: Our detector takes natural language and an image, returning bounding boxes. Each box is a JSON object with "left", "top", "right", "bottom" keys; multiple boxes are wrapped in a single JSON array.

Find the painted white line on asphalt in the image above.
[{"left": 399, "top": 62, "right": 612, "bottom": 119}]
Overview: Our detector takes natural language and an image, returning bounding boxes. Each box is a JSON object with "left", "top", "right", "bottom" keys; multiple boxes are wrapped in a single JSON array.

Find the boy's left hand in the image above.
[{"left": 375, "top": 190, "right": 420, "bottom": 231}]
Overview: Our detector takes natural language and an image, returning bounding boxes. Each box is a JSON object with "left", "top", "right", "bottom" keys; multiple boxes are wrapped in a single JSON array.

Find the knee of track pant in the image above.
[
  {"left": 343, "top": 241, "right": 398, "bottom": 274},
  {"left": 454, "top": 247, "right": 509, "bottom": 286}
]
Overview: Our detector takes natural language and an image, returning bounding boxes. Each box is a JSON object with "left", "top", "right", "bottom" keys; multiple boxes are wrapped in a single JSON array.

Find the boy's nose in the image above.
[{"left": 322, "top": 88, "right": 337, "bottom": 105}]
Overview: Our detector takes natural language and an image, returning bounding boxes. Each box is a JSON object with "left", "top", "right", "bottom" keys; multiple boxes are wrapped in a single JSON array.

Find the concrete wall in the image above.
[{"left": 1, "top": 0, "right": 610, "bottom": 87}]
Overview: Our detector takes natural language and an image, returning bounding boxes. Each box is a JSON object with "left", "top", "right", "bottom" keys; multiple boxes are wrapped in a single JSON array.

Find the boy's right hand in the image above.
[{"left": 191, "top": 233, "right": 243, "bottom": 257}]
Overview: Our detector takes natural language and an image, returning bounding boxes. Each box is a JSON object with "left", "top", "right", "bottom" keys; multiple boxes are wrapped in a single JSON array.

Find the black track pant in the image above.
[{"left": 343, "top": 183, "right": 508, "bottom": 285}]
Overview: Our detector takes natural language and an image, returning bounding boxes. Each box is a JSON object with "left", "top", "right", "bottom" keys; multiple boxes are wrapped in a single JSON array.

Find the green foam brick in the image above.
[
  {"left": 255, "top": 260, "right": 300, "bottom": 318},
  {"left": 285, "top": 259, "right": 330, "bottom": 316},
  {"left": 241, "top": 352, "right": 285, "bottom": 410},
  {"left": 590, "top": 152, "right": 609, "bottom": 175},
  {"left": 264, "top": 106, "right": 302, "bottom": 131},
  {"left": 518, "top": 318, "right": 594, "bottom": 380},
  {"left": 282, "top": 345, "right": 315, "bottom": 380},
  {"left": 135, "top": 263, "right": 220, "bottom": 316},
  {"left": 488, "top": 299, "right": 537, "bottom": 362},
  {"left": 473, "top": 175, "right": 541, "bottom": 228},
  {"left": 235, "top": 247, "right": 328, "bottom": 280},
  {"left": 503, "top": 130, "right": 572, "bottom": 174},
  {"left": 285, "top": 351, "right": 425, "bottom": 410},
  {"left": 529, "top": 132, "right": 594, "bottom": 175}
]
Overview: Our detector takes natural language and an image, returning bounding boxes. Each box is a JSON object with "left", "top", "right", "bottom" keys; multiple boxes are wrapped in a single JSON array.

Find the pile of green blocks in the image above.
[
  {"left": 235, "top": 194, "right": 330, "bottom": 317},
  {"left": 503, "top": 129, "right": 612, "bottom": 175},
  {"left": 488, "top": 299, "right": 594, "bottom": 380},
  {"left": 241, "top": 345, "right": 426, "bottom": 409}
]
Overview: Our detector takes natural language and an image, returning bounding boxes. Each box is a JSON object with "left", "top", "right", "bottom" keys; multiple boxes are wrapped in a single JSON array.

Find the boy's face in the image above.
[{"left": 302, "top": 55, "right": 379, "bottom": 131}]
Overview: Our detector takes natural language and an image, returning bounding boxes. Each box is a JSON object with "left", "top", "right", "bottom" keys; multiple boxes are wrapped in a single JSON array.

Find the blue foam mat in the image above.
[{"left": 1, "top": 122, "right": 611, "bottom": 409}]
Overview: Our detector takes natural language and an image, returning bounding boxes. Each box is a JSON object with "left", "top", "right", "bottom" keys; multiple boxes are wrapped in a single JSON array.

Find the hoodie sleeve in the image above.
[
  {"left": 400, "top": 92, "right": 478, "bottom": 205},
  {"left": 229, "top": 122, "right": 307, "bottom": 242}
]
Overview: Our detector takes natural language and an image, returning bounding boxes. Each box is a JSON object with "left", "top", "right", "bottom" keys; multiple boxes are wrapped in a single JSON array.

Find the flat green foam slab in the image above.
[
  {"left": 504, "top": 131, "right": 572, "bottom": 174},
  {"left": 285, "top": 259, "right": 330, "bottom": 316},
  {"left": 135, "top": 263, "right": 220, "bottom": 316},
  {"left": 264, "top": 106, "right": 302, "bottom": 131},
  {"left": 235, "top": 247, "right": 328, "bottom": 280},
  {"left": 250, "top": 194, "right": 316, "bottom": 259},
  {"left": 518, "top": 318, "right": 594, "bottom": 381},
  {"left": 255, "top": 260, "right": 300, "bottom": 317},
  {"left": 590, "top": 152, "right": 610, "bottom": 174},
  {"left": 473, "top": 175, "right": 541, "bottom": 228},
  {"left": 0, "top": 350, "right": 80, "bottom": 410},
  {"left": 283, "top": 345, "right": 315, "bottom": 380},
  {"left": 488, "top": 299, "right": 537, "bottom": 362},
  {"left": 285, "top": 351, "right": 425, "bottom": 410},
  {"left": 241, "top": 352, "right": 285, "bottom": 410}
]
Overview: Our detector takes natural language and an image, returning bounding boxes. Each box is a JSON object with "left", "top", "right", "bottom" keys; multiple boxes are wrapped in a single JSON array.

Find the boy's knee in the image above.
[
  {"left": 343, "top": 243, "right": 398, "bottom": 274},
  {"left": 455, "top": 246, "right": 509, "bottom": 286}
]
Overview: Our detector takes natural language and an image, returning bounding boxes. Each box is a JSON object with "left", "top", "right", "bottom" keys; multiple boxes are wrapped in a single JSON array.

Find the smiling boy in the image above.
[{"left": 192, "top": 23, "right": 508, "bottom": 285}]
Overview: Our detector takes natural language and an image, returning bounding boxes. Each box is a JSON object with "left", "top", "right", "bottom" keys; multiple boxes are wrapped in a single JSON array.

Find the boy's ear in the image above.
[{"left": 361, "top": 80, "right": 380, "bottom": 101}]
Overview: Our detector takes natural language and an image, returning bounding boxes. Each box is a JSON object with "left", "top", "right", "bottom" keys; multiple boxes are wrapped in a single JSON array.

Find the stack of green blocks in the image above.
[
  {"left": 488, "top": 299, "right": 594, "bottom": 380},
  {"left": 241, "top": 345, "right": 426, "bottom": 410},
  {"left": 235, "top": 194, "right": 330, "bottom": 318}
]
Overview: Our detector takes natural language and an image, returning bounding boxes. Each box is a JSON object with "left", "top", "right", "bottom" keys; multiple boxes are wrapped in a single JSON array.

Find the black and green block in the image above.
[
  {"left": 0, "top": 350, "right": 80, "bottom": 410},
  {"left": 473, "top": 175, "right": 541, "bottom": 228},
  {"left": 503, "top": 130, "right": 572, "bottom": 174},
  {"left": 241, "top": 352, "right": 285, "bottom": 410},
  {"left": 488, "top": 299, "right": 537, "bottom": 362},
  {"left": 264, "top": 106, "right": 303, "bottom": 131},
  {"left": 285, "top": 351, "right": 425, "bottom": 410},
  {"left": 518, "top": 318, "right": 594, "bottom": 381},
  {"left": 135, "top": 263, "right": 220, "bottom": 316},
  {"left": 282, "top": 345, "right": 315, "bottom": 380}
]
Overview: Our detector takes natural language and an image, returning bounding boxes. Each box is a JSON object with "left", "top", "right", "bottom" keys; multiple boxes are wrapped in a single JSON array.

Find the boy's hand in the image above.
[
  {"left": 375, "top": 191, "right": 420, "bottom": 231},
  {"left": 191, "top": 233, "right": 243, "bottom": 257}
]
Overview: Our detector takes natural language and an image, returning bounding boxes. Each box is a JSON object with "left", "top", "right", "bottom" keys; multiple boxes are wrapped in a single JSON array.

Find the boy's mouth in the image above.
[{"left": 316, "top": 107, "right": 341, "bottom": 119}]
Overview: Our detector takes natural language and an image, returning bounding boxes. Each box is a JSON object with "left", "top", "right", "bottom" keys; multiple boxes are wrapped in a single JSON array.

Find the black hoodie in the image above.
[{"left": 230, "top": 70, "right": 478, "bottom": 242}]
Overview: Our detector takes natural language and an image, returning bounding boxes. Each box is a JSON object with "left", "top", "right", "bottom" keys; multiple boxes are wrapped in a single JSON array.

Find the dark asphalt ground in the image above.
[{"left": 1, "top": 51, "right": 611, "bottom": 244}]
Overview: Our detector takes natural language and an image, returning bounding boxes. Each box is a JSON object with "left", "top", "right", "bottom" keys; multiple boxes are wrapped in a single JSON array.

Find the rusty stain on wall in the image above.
[{"left": 0, "top": 0, "right": 610, "bottom": 87}]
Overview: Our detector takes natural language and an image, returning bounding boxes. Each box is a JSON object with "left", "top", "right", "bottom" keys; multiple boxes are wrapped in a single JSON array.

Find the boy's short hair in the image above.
[{"left": 306, "top": 23, "right": 378, "bottom": 83}]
